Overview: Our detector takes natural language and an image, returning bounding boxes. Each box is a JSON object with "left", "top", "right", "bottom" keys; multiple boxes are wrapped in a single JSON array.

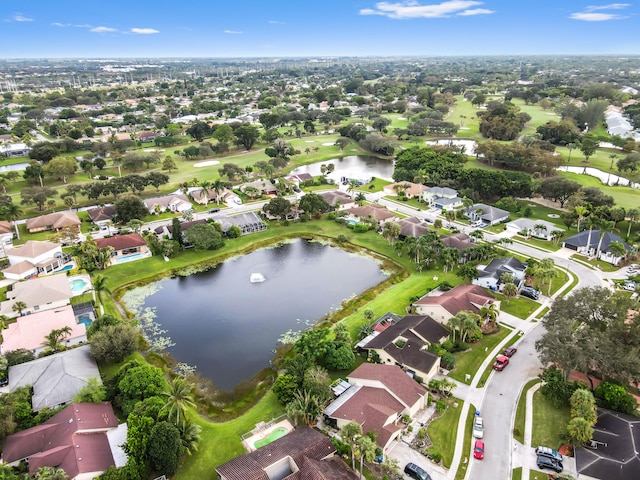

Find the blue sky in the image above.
[{"left": 1, "top": 1, "right": 639, "bottom": 58}]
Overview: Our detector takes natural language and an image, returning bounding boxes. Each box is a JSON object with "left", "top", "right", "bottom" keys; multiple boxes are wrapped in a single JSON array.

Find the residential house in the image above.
[
  {"left": 466, "top": 203, "right": 509, "bottom": 226},
  {"left": 0, "top": 305, "right": 85, "bottom": 354},
  {"left": 0, "top": 274, "right": 73, "bottom": 318},
  {"left": 95, "top": 233, "right": 150, "bottom": 266},
  {"left": 2, "top": 240, "right": 70, "bottom": 280},
  {"left": 0, "top": 143, "right": 31, "bottom": 157},
  {"left": 137, "top": 131, "right": 159, "bottom": 142},
  {"left": 0, "top": 220, "right": 13, "bottom": 244},
  {"left": 190, "top": 186, "right": 233, "bottom": 205},
  {"left": 562, "top": 230, "right": 631, "bottom": 266},
  {"left": 25, "top": 212, "right": 81, "bottom": 233},
  {"left": 87, "top": 205, "right": 116, "bottom": 228},
  {"left": 1, "top": 402, "right": 127, "bottom": 479},
  {"left": 8, "top": 345, "right": 102, "bottom": 411},
  {"left": 324, "top": 364, "right": 427, "bottom": 453},
  {"left": 575, "top": 408, "right": 640, "bottom": 480},
  {"left": 240, "top": 179, "right": 277, "bottom": 196},
  {"left": 413, "top": 284, "right": 498, "bottom": 323},
  {"left": 396, "top": 216, "right": 431, "bottom": 239},
  {"left": 319, "top": 191, "right": 357, "bottom": 211},
  {"left": 442, "top": 233, "right": 477, "bottom": 262},
  {"left": 213, "top": 212, "right": 267, "bottom": 235},
  {"left": 153, "top": 219, "right": 209, "bottom": 246},
  {"left": 358, "top": 315, "right": 448, "bottom": 382},
  {"left": 344, "top": 204, "right": 396, "bottom": 227},
  {"left": 383, "top": 181, "right": 427, "bottom": 199},
  {"left": 143, "top": 193, "right": 192, "bottom": 214},
  {"left": 284, "top": 172, "right": 314, "bottom": 186},
  {"left": 474, "top": 257, "right": 528, "bottom": 290},
  {"left": 216, "top": 427, "right": 358, "bottom": 480},
  {"left": 423, "top": 186, "right": 463, "bottom": 210},
  {"left": 506, "top": 218, "right": 564, "bottom": 241}
]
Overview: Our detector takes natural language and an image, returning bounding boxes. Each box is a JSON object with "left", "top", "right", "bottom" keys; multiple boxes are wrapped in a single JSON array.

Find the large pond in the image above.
[
  {"left": 0, "top": 162, "right": 29, "bottom": 172},
  {"left": 124, "top": 239, "right": 388, "bottom": 391},
  {"left": 290, "top": 155, "right": 394, "bottom": 182}
]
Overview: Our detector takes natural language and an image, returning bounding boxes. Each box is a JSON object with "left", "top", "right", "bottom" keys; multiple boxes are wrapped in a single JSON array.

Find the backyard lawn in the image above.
[
  {"left": 531, "top": 390, "right": 571, "bottom": 449},
  {"left": 449, "top": 326, "right": 512, "bottom": 383}
]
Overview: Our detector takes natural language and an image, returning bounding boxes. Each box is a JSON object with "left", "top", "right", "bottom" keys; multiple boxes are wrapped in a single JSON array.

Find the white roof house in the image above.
[
  {"left": 0, "top": 274, "right": 73, "bottom": 317},
  {"left": 505, "top": 218, "right": 564, "bottom": 241}
]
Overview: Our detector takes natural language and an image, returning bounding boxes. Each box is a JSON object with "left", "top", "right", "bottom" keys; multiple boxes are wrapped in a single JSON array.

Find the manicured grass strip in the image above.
[
  {"left": 513, "top": 379, "right": 540, "bottom": 444},
  {"left": 535, "top": 307, "right": 550, "bottom": 320},
  {"left": 454, "top": 403, "right": 477, "bottom": 480},
  {"left": 492, "top": 294, "right": 540, "bottom": 320},
  {"left": 426, "top": 398, "right": 462, "bottom": 468},
  {"left": 176, "top": 391, "right": 285, "bottom": 479},
  {"left": 531, "top": 390, "right": 571, "bottom": 449},
  {"left": 558, "top": 268, "right": 580, "bottom": 297},
  {"left": 512, "top": 467, "right": 522, "bottom": 480},
  {"left": 449, "top": 326, "right": 512, "bottom": 383},
  {"left": 530, "top": 470, "right": 552, "bottom": 480},
  {"left": 476, "top": 332, "right": 521, "bottom": 388}
]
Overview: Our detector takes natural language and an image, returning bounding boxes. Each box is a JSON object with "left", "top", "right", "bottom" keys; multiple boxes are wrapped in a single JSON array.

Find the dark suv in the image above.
[
  {"left": 536, "top": 455, "right": 563, "bottom": 473},
  {"left": 521, "top": 286, "right": 541, "bottom": 300},
  {"left": 404, "top": 462, "right": 431, "bottom": 480}
]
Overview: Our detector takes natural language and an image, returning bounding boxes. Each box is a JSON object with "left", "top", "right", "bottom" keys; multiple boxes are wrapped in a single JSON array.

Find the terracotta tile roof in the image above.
[
  {"left": 442, "top": 233, "right": 475, "bottom": 251},
  {"left": 216, "top": 427, "right": 335, "bottom": 480},
  {"left": 95, "top": 233, "right": 147, "bottom": 251},
  {"left": 348, "top": 363, "right": 427, "bottom": 407},
  {"left": 0, "top": 220, "right": 12, "bottom": 235},
  {"left": 413, "top": 284, "right": 495, "bottom": 315},
  {"left": 289, "top": 455, "right": 360, "bottom": 479},
  {"left": 25, "top": 212, "right": 81, "bottom": 231},
  {"left": 1, "top": 402, "right": 119, "bottom": 478},
  {"left": 319, "top": 191, "right": 354, "bottom": 208},
  {"left": 2, "top": 260, "right": 36, "bottom": 275},
  {"left": 346, "top": 204, "right": 395, "bottom": 221},
  {"left": 397, "top": 217, "right": 430, "bottom": 238}
]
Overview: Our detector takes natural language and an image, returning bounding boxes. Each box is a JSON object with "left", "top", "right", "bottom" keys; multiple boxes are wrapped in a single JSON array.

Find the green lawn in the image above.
[
  {"left": 454, "top": 404, "right": 477, "bottom": 480},
  {"left": 531, "top": 390, "right": 571, "bottom": 449},
  {"left": 512, "top": 236, "right": 561, "bottom": 252},
  {"left": 447, "top": 96, "right": 482, "bottom": 138},
  {"left": 493, "top": 295, "right": 540, "bottom": 320},
  {"left": 557, "top": 170, "right": 640, "bottom": 209},
  {"left": 449, "top": 326, "right": 512, "bottom": 383},
  {"left": 512, "top": 467, "right": 522, "bottom": 480},
  {"left": 176, "top": 391, "right": 285, "bottom": 479},
  {"left": 570, "top": 254, "right": 620, "bottom": 272},
  {"left": 513, "top": 379, "right": 541, "bottom": 444},
  {"left": 510, "top": 99, "right": 560, "bottom": 137},
  {"left": 427, "top": 397, "right": 463, "bottom": 468}
]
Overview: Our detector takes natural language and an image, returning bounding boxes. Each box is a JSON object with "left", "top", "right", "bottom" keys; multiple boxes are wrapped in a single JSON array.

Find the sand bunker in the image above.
[
  {"left": 322, "top": 142, "right": 334, "bottom": 146},
  {"left": 193, "top": 160, "right": 221, "bottom": 168}
]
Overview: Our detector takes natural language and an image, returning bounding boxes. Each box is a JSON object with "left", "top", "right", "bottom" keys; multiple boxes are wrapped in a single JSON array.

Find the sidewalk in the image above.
[{"left": 521, "top": 382, "right": 542, "bottom": 480}]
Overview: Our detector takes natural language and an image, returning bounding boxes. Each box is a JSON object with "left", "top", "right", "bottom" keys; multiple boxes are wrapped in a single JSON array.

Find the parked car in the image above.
[
  {"left": 493, "top": 355, "right": 509, "bottom": 371},
  {"left": 535, "top": 446, "right": 563, "bottom": 462},
  {"left": 292, "top": 186, "right": 301, "bottom": 193},
  {"left": 404, "top": 462, "right": 431, "bottom": 480},
  {"left": 536, "top": 454, "right": 563, "bottom": 473},
  {"left": 208, "top": 207, "right": 220, "bottom": 213},
  {"left": 473, "top": 416, "right": 484, "bottom": 439},
  {"left": 520, "top": 287, "right": 541, "bottom": 300},
  {"left": 624, "top": 281, "right": 637, "bottom": 291},
  {"left": 503, "top": 347, "right": 517, "bottom": 357},
  {"left": 233, "top": 198, "right": 242, "bottom": 205},
  {"left": 473, "top": 440, "right": 485, "bottom": 460}
]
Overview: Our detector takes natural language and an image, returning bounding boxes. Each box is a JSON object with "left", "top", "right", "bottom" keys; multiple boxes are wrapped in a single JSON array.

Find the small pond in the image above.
[
  {"left": 124, "top": 239, "right": 388, "bottom": 391},
  {"left": 0, "top": 162, "right": 29, "bottom": 172},
  {"left": 290, "top": 155, "right": 394, "bottom": 182}
]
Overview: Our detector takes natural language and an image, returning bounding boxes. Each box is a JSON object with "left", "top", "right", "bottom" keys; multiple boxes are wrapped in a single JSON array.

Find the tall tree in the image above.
[{"left": 162, "top": 376, "right": 197, "bottom": 429}]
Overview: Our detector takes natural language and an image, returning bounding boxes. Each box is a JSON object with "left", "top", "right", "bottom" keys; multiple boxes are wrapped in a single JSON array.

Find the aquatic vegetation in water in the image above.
[{"left": 123, "top": 283, "right": 174, "bottom": 351}]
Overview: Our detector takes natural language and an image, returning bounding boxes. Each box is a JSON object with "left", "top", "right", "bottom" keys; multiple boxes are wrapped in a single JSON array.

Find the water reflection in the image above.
[{"left": 290, "top": 155, "right": 394, "bottom": 182}]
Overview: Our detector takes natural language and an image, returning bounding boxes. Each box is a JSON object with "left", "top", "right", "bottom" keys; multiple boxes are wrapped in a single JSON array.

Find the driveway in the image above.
[{"left": 388, "top": 441, "right": 448, "bottom": 480}]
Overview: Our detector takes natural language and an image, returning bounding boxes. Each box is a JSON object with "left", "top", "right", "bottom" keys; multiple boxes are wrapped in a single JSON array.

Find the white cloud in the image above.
[
  {"left": 570, "top": 3, "right": 629, "bottom": 20},
  {"left": 586, "top": 3, "right": 630, "bottom": 11},
  {"left": 13, "top": 14, "right": 33, "bottom": 22},
  {"left": 91, "top": 26, "right": 117, "bottom": 33},
  {"left": 130, "top": 27, "right": 160, "bottom": 34},
  {"left": 359, "top": 1, "right": 493, "bottom": 19},
  {"left": 458, "top": 8, "right": 494, "bottom": 16},
  {"left": 268, "top": 20, "right": 286, "bottom": 24},
  {"left": 224, "top": 29, "right": 243, "bottom": 34},
  {"left": 52, "top": 22, "right": 69, "bottom": 27}
]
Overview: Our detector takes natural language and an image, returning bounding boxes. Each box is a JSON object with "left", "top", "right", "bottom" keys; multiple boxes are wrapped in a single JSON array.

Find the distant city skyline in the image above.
[{"left": 1, "top": 1, "right": 639, "bottom": 58}]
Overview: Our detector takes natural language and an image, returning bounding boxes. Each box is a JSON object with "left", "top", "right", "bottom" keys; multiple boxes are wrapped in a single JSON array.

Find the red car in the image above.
[
  {"left": 493, "top": 355, "right": 509, "bottom": 371},
  {"left": 504, "top": 347, "right": 517, "bottom": 357},
  {"left": 474, "top": 440, "right": 485, "bottom": 460}
]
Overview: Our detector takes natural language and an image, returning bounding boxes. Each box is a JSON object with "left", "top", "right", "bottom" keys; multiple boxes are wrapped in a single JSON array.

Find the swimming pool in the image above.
[
  {"left": 69, "top": 278, "right": 90, "bottom": 294},
  {"left": 114, "top": 253, "right": 143, "bottom": 264},
  {"left": 58, "top": 265, "right": 73, "bottom": 272},
  {"left": 346, "top": 218, "right": 360, "bottom": 225},
  {"left": 77, "top": 314, "right": 93, "bottom": 328},
  {"left": 253, "top": 426, "right": 290, "bottom": 449}
]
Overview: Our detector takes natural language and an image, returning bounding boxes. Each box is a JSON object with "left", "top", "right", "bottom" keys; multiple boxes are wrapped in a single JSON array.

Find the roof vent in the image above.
[{"left": 68, "top": 419, "right": 73, "bottom": 424}]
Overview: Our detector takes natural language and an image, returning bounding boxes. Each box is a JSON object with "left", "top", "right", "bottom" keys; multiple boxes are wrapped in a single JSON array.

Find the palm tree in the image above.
[
  {"left": 92, "top": 275, "right": 111, "bottom": 305},
  {"left": 199, "top": 180, "right": 212, "bottom": 206},
  {"left": 566, "top": 142, "right": 577, "bottom": 163},
  {"left": 479, "top": 303, "right": 499, "bottom": 328},
  {"left": 567, "top": 416, "right": 594, "bottom": 446},
  {"left": 626, "top": 208, "right": 639, "bottom": 239},
  {"left": 0, "top": 203, "right": 23, "bottom": 240},
  {"left": 550, "top": 230, "right": 564, "bottom": 246},
  {"left": 442, "top": 247, "right": 460, "bottom": 273},
  {"left": 341, "top": 422, "right": 363, "bottom": 470},
  {"left": 382, "top": 222, "right": 401, "bottom": 245},
  {"left": 286, "top": 389, "right": 320, "bottom": 426},
  {"left": 469, "top": 229, "right": 484, "bottom": 242},
  {"left": 574, "top": 206, "right": 589, "bottom": 232},
  {"left": 179, "top": 422, "right": 202, "bottom": 456},
  {"left": 595, "top": 219, "right": 616, "bottom": 259},
  {"left": 502, "top": 282, "right": 518, "bottom": 304},
  {"left": 211, "top": 179, "right": 229, "bottom": 206},
  {"left": 12, "top": 301, "right": 27, "bottom": 316},
  {"left": 42, "top": 326, "right": 72, "bottom": 353},
  {"left": 356, "top": 435, "right": 377, "bottom": 477},
  {"left": 447, "top": 315, "right": 463, "bottom": 342},
  {"left": 162, "top": 376, "right": 197, "bottom": 428}
]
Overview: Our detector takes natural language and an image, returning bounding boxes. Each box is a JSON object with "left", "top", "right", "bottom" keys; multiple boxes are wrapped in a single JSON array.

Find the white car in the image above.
[{"left": 473, "top": 416, "right": 484, "bottom": 439}]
